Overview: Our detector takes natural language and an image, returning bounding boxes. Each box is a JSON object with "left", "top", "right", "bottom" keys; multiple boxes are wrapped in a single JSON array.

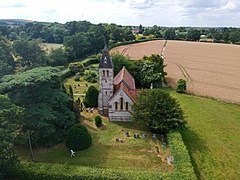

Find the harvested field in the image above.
[{"left": 112, "top": 40, "right": 240, "bottom": 104}]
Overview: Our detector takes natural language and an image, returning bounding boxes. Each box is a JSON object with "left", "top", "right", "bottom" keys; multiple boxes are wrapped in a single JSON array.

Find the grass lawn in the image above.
[
  {"left": 64, "top": 75, "right": 98, "bottom": 100},
  {"left": 16, "top": 109, "right": 172, "bottom": 172},
  {"left": 167, "top": 90, "right": 240, "bottom": 179},
  {"left": 42, "top": 43, "right": 63, "bottom": 52}
]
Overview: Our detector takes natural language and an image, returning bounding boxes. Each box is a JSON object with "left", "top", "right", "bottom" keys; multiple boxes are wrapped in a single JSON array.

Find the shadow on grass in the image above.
[
  {"left": 112, "top": 121, "right": 149, "bottom": 132},
  {"left": 181, "top": 128, "right": 208, "bottom": 180}
]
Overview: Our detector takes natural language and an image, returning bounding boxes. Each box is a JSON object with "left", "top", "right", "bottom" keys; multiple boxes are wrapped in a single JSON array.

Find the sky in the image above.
[{"left": 0, "top": 0, "right": 240, "bottom": 27}]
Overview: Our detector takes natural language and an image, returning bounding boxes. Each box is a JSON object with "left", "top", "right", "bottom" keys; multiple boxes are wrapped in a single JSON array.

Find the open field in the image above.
[
  {"left": 167, "top": 89, "right": 240, "bottom": 179},
  {"left": 112, "top": 40, "right": 240, "bottom": 104},
  {"left": 16, "top": 109, "right": 172, "bottom": 172},
  {"left": 42, "top": 43, "right": 63, "bottom": 52}
]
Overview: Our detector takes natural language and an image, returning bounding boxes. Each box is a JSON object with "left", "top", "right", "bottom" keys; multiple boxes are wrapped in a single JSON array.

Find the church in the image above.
[{"left": 98, "top": 47, "right": 137, "bottom": 121}]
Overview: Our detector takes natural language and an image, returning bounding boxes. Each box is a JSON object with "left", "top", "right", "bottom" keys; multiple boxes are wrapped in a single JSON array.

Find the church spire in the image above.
[{"left": 99, "top": 43, "right": 113, "bottom": 69}]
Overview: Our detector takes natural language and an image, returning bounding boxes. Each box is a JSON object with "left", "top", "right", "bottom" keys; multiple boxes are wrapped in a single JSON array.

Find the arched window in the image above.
[
  {"left": 126, "top": 102, "right": 129, "bottom": 111},
  {"left": 103, "top": 70, "right": 105, "bottom": 77},
  {"left": 105, "top": 91, "right": 107, "bottom": 95},
  {"left": 107, "top": 70, "right": 109, "bottom": 77},
  {"left": 115, "top": 102, "right": 118, "bottom": 110},
  {"left": 120, "top": 98, "right": 124, "bottom": 110}
]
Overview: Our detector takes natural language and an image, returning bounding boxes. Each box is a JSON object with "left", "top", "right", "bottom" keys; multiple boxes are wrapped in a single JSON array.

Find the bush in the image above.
[
  {"left": 74, "top": 73, "right": 81, "bottom": 81},
  {"left": 15, "top": 162, "right": 169, "bottom": 180},
  {"left": 176, "top": 79, "right": 187, "bottom": 93},
  {"left": 68, "top": 62, "right": 85, "bottom": 75},
  {"left": 84, "top": 71, "right": 98, "bottom": 83},
  {"left": 83, "top": 86, "right": 99, "bottom": 107},
  {"left": 168, "top": 131, "right": 196, "bottom": 179},
  {"left": 95, "top": 116, "right": 102, "bottom": 127},
  {"left": 65, "top": 124, "right": 92, "bottom": 151}
]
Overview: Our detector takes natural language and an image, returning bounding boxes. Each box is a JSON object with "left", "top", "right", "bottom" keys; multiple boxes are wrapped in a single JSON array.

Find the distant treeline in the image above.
[{"left": 0, "top": 20, "right": 240, "bottom": 45}]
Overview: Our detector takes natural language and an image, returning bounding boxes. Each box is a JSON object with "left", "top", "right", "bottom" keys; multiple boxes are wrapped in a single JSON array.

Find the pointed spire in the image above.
[{"left": 99, "top": 40, "right": 113, "bottom": 69}]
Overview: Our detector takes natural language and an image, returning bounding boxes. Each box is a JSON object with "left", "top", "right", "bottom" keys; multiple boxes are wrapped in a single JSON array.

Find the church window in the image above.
[
  {"left": 103, "top": 70, "right": 105, "bottom": 77},
  {"left": 126, "top": 102, "right": 129, "bottom": 111},
  {"left": 107, "top": 70, "right": 109, "bottom": 77},
  {"left": 115, "top": 102, "right": 118, "bottom": 110},
  {"left": 105, "top": 91, "right": 107, "bottom": 95},
  {"left": 120, "top": 98, "right": 124, "bottom": 110}
]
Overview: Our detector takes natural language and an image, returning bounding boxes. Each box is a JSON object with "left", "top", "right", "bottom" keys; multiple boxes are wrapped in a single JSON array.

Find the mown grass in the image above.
[
  {"left": 166, "top": 89, "right": 240, "bottom": 179},
  {"left": 16, "top": 109, "right": 172, "bottom": 172}
]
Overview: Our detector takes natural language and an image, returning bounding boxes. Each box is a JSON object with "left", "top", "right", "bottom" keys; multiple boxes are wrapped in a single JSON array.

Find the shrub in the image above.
[
  {"left": 74, "top": 73, "right": 81, "bottom": 81},
  {"left": 83, "top": 86, "right": 99, "bottom": 107},
  {"left": 65, "top": 124, "right": 92, "bottom": 151},
  {"left": 84, "top": 71, "right": 98, "bottom": 83},
  {"left": 68, "top": 62, "right": 85, "bottom": 75},
  {"left": 95, "top": 116, "right": 102, "bottom": 127},
  {"left": 176, "top": 79, "right": 187, "bottom": 93}
]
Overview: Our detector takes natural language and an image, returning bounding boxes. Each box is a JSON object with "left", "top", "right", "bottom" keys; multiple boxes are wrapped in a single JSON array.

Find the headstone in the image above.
[
  {"left": 116, "top": 138, "right": 119, "bottom": 142},
  {"left": 126, "top": 132, "right": 130, "bottom": 137},
  {"left": 152, "top": 134, "right": 157, "bottom": 139},
  {"left": 142, "top": 134, "right": 146, "bottom": 139}
]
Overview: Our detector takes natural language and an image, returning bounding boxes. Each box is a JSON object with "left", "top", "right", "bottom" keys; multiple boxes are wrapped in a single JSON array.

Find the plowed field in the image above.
[{"left": 112, "top": 40, "right": 240, "bottom": 104}]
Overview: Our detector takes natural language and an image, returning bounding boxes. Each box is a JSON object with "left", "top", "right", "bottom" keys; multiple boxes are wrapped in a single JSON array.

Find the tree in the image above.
[
  {"left": 186, "top": 29, "right": 201, "bottom": 41},
  {"left": 132, "top": 89, "right": 185, "bottom": 133},
  {"left": 164, "top": 28, "right": 176, "bottom": 40},
  {"left": 95, "top": 116, "right": 102, "bottom": 127},
  {"left": 0, "top": 95, "right": 21, "bottom": 179},
  {"left": 84, "top": 71, "right": 98, "bottom": 83},
  {"left": 64, "top": 32, "right": 91, "bottom": 60},
  {"left": 83, "top": 86, "right": 99, "bottom": 107},
  {"left": 13, "top": 38, "right": 47, "bottom": 69},
  {"left": 229, "top": 31, "right": 240, "bottom": 44},
  {"left": 176, "top": 79, "right": 187, "bottom": 93},
  {"left": 68, "top": 62, "right": 85, "bottom": 75},
  {"left": 65, "top": 124, "right": 92, "bottom": 151},
  {"left": 47, "top": 47, "right": 68, "bottom": 66},
  {"left": 0, "top": 36, "right": 15, "bottom": 78},
  {"left": 139, "top": 24, "right": 144, "bottom": 34},
  {"left": 141, "top": 54, "right": 166, "bottom": 88},
  {"left": 0, "top": 67, "right": 78, "bottom": 147}
]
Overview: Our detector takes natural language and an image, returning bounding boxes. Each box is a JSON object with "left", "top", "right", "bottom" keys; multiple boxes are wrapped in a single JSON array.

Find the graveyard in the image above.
[{"left": 17, "top": 108, "right": 173, "bottom": 172}]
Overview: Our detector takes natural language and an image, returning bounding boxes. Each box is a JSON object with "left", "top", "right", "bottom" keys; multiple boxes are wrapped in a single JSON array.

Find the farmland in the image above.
[{"left": 112, "top": 40, "right": 240, "bottom": 104}]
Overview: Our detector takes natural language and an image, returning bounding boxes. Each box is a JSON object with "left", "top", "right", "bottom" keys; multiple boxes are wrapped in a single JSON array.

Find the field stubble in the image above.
[{"left": 112, "top": 40, "right": 240, "bottom": 104}]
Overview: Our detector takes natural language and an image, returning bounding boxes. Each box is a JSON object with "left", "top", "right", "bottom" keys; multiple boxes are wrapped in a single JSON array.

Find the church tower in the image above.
[{"left": 98, "top": 45, "right": 114, "bottom": 116}]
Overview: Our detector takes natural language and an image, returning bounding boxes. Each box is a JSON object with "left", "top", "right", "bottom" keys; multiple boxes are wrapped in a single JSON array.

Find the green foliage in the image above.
[
  {"left": 47, "top": 47, "right": 68, "bottom": 66},
  {"left": 74, "top": 73, "right": 81, "bottom": 81},
  {"left": 15, "top": 162, "right": 168, "bottom": 180},
  {"left": 186, "top": 29, "right": 201, "bottom": 41},
  {"left": 141, "top": 54, "right": 166, "bottom": 88},
  {"left": 0, "top": 67, "right": 78, "bottom": 147},
  {"left": 168, "top": 131, "right": 196, "bottom": 180},
  {"left": 164, "top": 28, "right": 176, "bottom": 40},
  {"left": 68, "top": 62, "right": 85, "bottom": 75},
  {"left": 0, "top": 95, "right": 21, "bottom": 179},
  {"left": 95, "top": 116, "right": 102, "bottom": 127},
  {"left": 64, "top": 32, "right": 91, "bottom": 60},
  {"left": 229, "top": 30, "right": 240, "bottom": 44},
  {"left": 83, "top": 86, "right": 99, "bottom": 107},
  {"left": 13, "top": 38, "right": 47, "bottom": 69},
  {"left": 176, "top": 79, "right": 187, "bottom": 93},
  {"left": 132, "top": 89, "right": 185, "bottom": 133},
  {"left": 65, "top": 124, "right": 92, "bottom": 151},
  {"left": 0, "top": 35, "right": 15, "bottom": 78},
  {"left": 84, "top": 71, "right": 97, "bottom": 83}
]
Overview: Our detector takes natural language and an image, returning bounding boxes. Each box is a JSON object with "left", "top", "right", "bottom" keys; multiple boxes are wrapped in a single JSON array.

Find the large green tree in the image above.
[
  {"left": 141, "top": 54, "right": 166, "bottom": 88},
  {"left": 13, "top": 38, "right": 47, "bottom": 69},
  {"left": 132, "top": 89, "right": 185, "bottom": 133},
  {"left": 84, "top": 86, "right": 99, "bottom": 107},
  {"left": 186, "top": 29, "right": 201, "bottom": 41},
  {"left": 0, "top": 67, "right": 78, "bottom": 146}
]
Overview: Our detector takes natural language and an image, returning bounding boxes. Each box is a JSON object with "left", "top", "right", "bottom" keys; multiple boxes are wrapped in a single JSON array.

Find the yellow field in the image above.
[{"left": 112, "top": 40, "right": 240, "bottom": 104}]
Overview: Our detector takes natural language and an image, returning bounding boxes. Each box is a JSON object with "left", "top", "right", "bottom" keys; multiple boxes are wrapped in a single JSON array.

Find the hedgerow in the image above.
[
  {"left": 168, "top": 131, "right": 196, "bottom": 180},
  {"left": 14, "top": 162, "right": 169, "bottom": 180}
]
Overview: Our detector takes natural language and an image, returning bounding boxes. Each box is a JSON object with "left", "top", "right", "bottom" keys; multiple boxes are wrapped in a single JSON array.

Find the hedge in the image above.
[
  {"left": 168, "top": 131, "right": 196, "bottom": 180},
  {"left": 14, "top": 162, "right": 169, "bottom": 180}
]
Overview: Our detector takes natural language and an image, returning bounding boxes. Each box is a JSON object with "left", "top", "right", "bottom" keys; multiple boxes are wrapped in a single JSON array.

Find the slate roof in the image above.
[{"left": 99, "top": 46, "right": 113, "bottom": 69}]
